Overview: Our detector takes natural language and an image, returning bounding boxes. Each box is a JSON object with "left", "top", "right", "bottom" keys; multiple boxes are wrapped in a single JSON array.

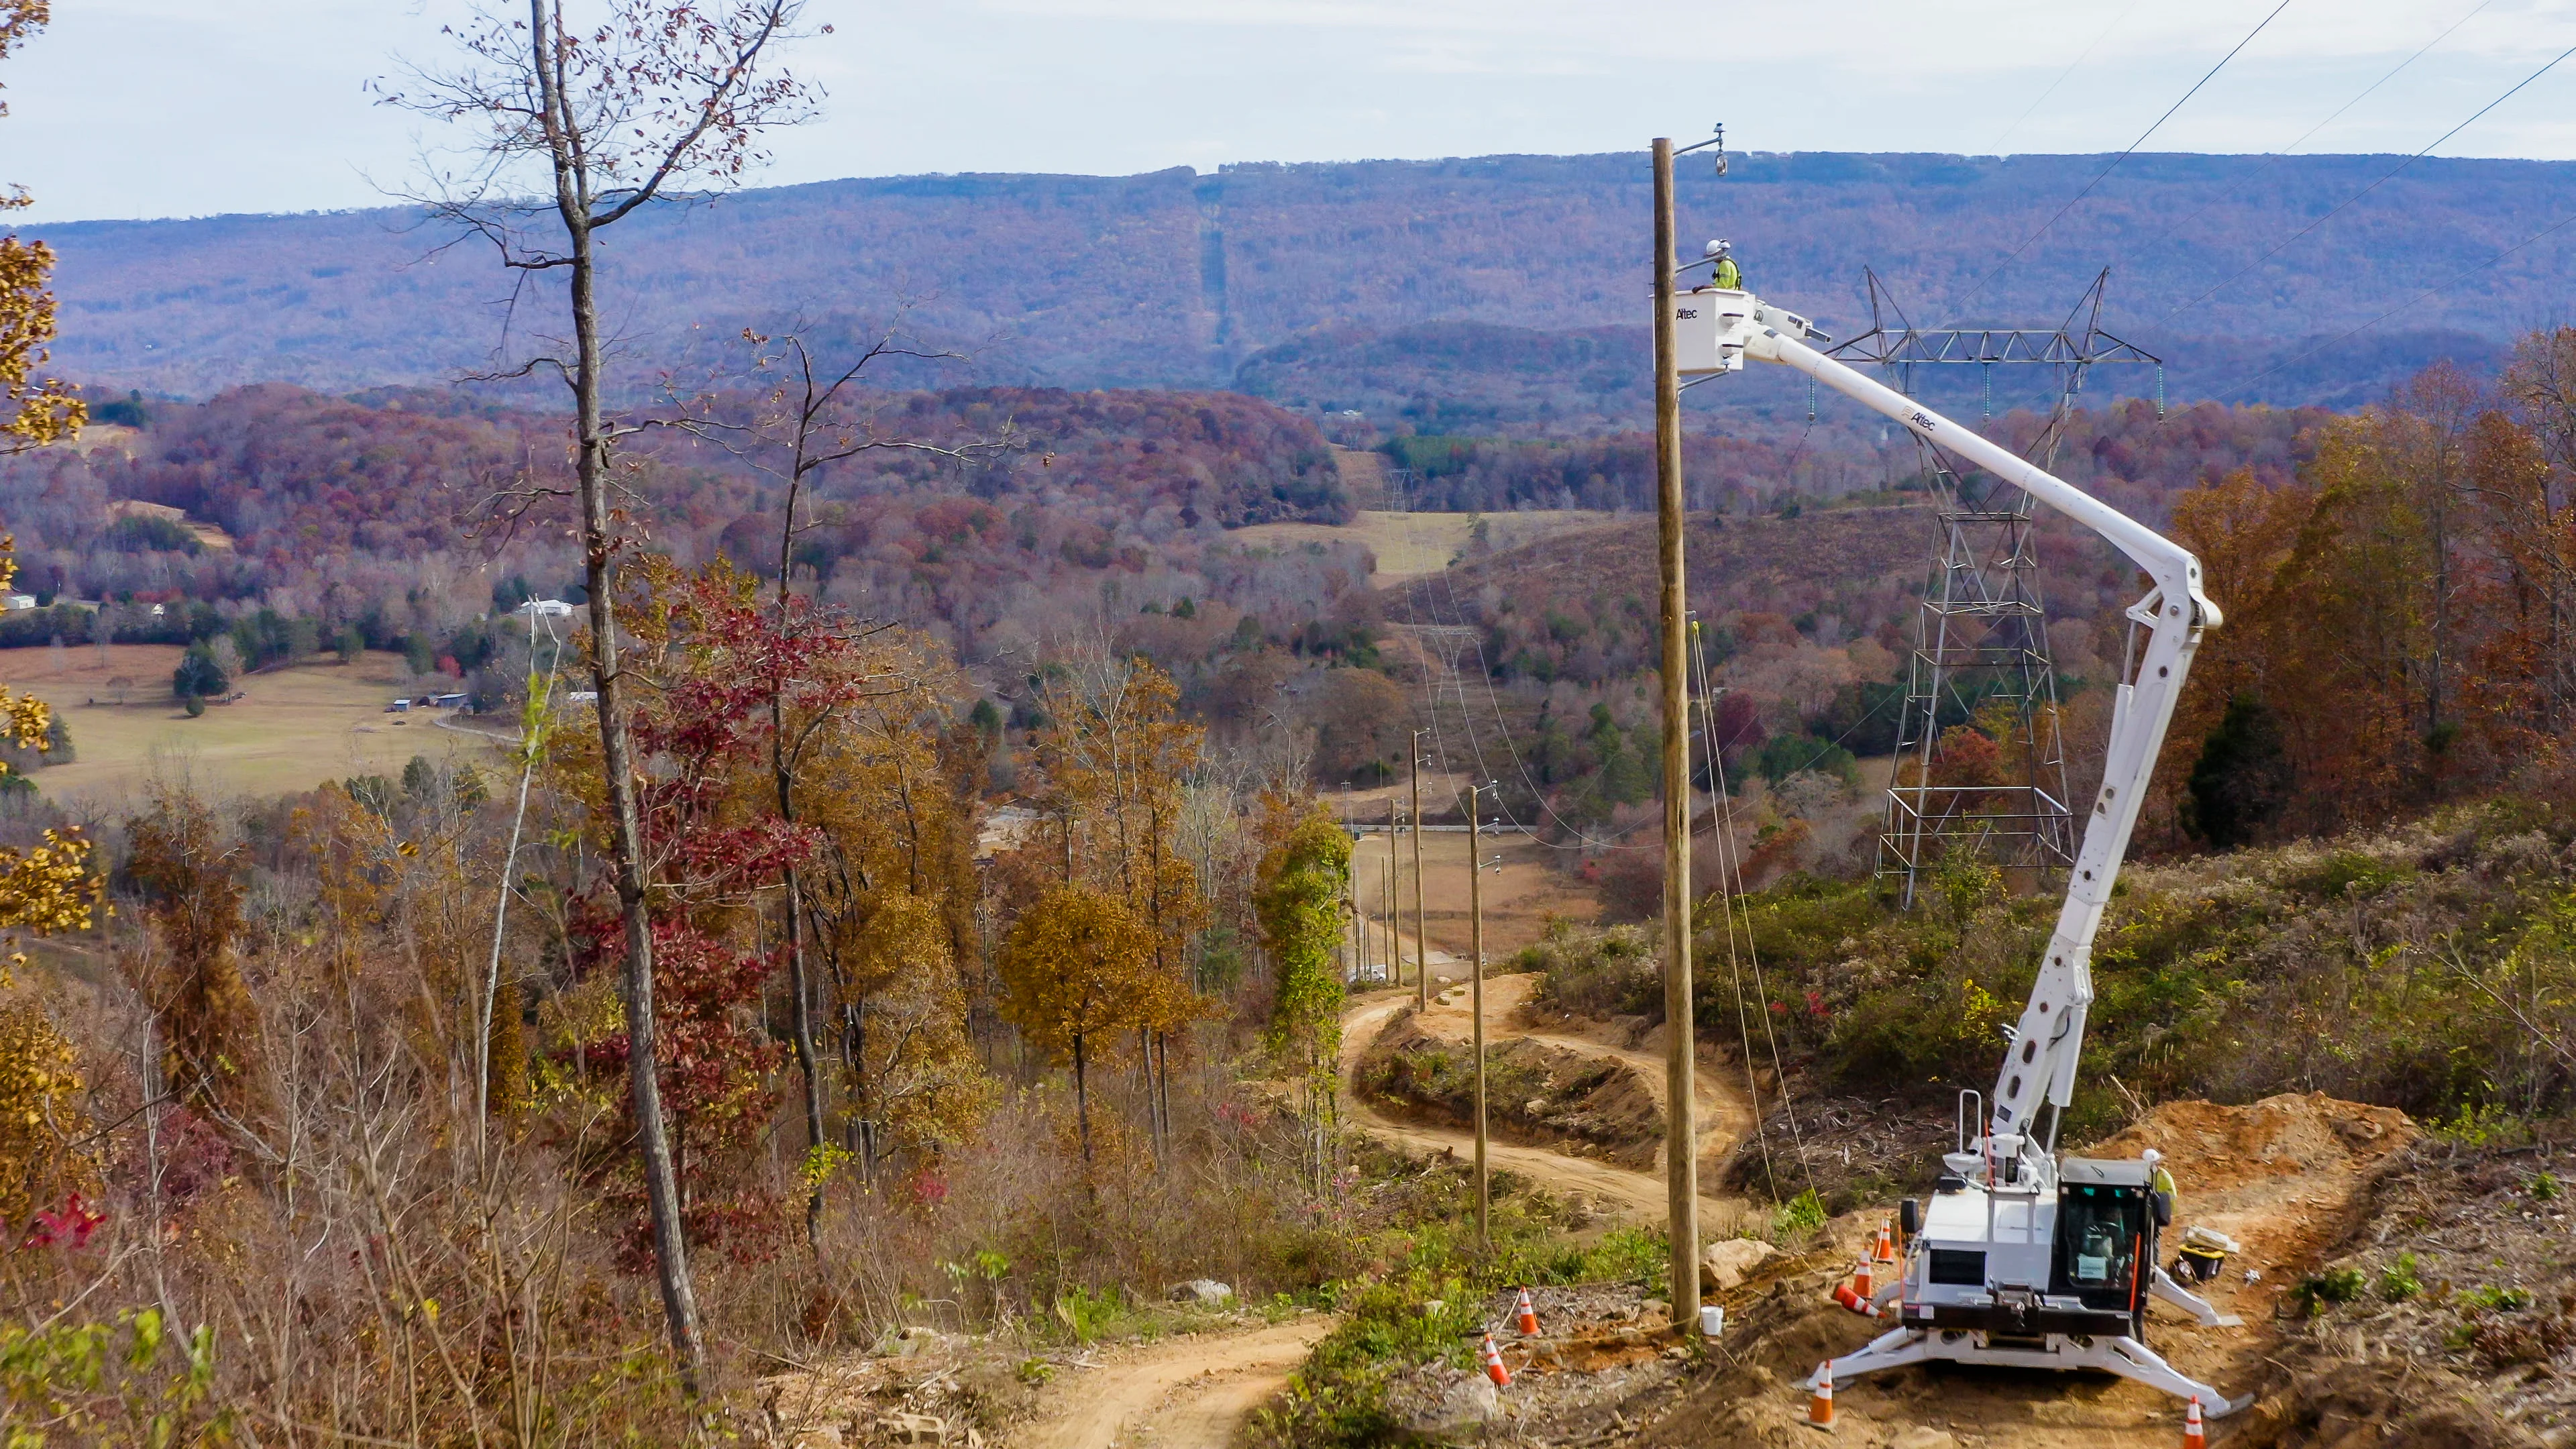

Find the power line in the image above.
[
  {"left": 1945, "top": 0, "right": 2294, "bottom": 323},
  {"left": 2137, "top": 0, "right": 2493, "bottom": 263},
  {"left": 2157, "top": 36, "right": 2576, "bottom": 326},
  {"left": 1418, "top": 503, "right": 1658, "bottom": 851},
  {"left": 1990, "top": 1, "right": 2150, "bottom": 155}
]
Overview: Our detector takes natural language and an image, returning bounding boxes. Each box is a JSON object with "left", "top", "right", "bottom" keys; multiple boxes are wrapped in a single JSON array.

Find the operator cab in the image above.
[{"left": 1898, "top": 1155, "right": 2169, "bottom": 1342}]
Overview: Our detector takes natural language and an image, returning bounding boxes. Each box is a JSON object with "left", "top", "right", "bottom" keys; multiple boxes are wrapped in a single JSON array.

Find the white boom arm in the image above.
[{"left": 1678, "top": 288, "right": 2220, "bottom": 1175}]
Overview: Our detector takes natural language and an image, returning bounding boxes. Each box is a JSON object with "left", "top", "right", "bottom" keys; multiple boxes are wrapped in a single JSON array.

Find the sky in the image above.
[{"left": 9, "top": 0, "right": 2576, "bottom": 223}]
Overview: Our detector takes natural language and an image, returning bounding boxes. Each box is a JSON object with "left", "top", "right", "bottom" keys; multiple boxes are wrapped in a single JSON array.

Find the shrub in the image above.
[
  {"left": 2378, "top": 1252, "right": 2422, "bottom": 1302},
  {"left": 2292, "top": 851, "right": 2405, "bottom": 899},
  {"left": 2459, "top": 1284, "right": 2532, "bottom": 1313},
  {"left": 1771, "top": 1188, "right": 1826, "bottom": 1241},
  {"left": 2295, "top": 1266, "right": 2367, "bottom": 1310},
  {"left": 1524, "top": 920, "right": 1658, "bottom": 1018}
]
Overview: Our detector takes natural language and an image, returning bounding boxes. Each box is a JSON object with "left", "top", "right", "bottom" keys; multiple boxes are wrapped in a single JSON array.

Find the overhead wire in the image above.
[
  {"left": 1945, "top": 0, "right": 2295, "bottom": 323},
  {"left": 2153, "top": 36, "right": 2576, "bottom": 327},
  {"left": 1693, "top": 616, "right": 1817, "bottom": 1199},
  {"left": 1689, "top": 618, "right": 1778, "bottom": 1203},
  {"left": 1421, "top": 506, "right": 1664, "bottom": 851},
  {"left": 2137, "top": 0, "right": 2494, "bottom": 260},
  {"left": 1988, "top": 1, "right": 2151, "bottom": 156}
]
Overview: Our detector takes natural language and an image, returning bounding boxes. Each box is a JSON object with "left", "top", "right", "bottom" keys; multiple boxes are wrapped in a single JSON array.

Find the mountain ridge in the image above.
[{"left": 35, "top": 149, "right": 2569, "bottom": 416}]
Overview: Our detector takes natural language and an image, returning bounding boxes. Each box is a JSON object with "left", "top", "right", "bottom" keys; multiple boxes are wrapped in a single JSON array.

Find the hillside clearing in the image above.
[
  {"left": 1232, "top": 508, "right": 1622, "bottom": 585},
  {"left": 1, "top": 645, "right": 498, "bottom": 804}
]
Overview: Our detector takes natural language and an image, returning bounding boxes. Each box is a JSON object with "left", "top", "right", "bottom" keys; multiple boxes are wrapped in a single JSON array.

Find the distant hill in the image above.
[{"left": 35, "top": 150, "right": 2561, "bottom": 420}]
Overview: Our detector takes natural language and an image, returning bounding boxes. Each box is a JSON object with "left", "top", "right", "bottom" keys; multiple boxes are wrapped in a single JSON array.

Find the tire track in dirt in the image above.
[{"left": 1008, "top": 1316, "right": 1333, "bottom": 1449}]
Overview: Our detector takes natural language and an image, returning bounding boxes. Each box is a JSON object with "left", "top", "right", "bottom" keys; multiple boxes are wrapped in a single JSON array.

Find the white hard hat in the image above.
[
  {"left": 1707, "top": 238, "right": 1731, "bottom": 256},
  {"left": 2141, "top": 1148, "right": 2163, "bottom": 1167}
]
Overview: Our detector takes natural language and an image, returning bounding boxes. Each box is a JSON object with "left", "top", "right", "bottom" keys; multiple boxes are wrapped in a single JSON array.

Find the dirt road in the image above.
[
  {"left": 1340, "top": 983, "right": 1752, "bottom": 1231},
  {"left": 1010, "top": 1316, "right": 1333, "bottom": 1449}
]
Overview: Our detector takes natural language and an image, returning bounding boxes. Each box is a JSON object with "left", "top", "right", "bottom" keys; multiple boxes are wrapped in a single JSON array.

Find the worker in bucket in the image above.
[{"left": 1709, "top": 239, "right": 1742, "bottom": 290}]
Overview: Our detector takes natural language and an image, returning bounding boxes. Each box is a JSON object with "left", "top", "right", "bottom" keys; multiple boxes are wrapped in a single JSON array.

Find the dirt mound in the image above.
[
  {"left": 1356, "top": 1009, "right": 1665, "bottom": 1169},
  {"left": 2088, "top": 1091, "right": 2414, "bottom": 1195},
  {"left": 2085, "top": 1092, "right": 2415, "bottom": 1326}
]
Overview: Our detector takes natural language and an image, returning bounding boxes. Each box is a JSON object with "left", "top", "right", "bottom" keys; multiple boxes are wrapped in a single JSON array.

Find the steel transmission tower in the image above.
[{"left": 1825, "top": 270, "right": 2159, "bottom": 906}]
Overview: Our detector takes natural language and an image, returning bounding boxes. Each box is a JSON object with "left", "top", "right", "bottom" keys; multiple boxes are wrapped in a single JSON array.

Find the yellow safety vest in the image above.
[{"left": 1713, "top": 258, "right": 1742, "bottom": 289}]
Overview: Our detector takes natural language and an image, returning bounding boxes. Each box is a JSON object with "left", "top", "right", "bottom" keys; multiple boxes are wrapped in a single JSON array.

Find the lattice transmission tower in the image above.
[{"left": 1823, "top": 269, "right": 2159, "bottom": 906}]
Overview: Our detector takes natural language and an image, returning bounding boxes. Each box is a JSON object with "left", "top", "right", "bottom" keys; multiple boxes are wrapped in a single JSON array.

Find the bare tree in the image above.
[{"left": 384, "top": 0, "right": 821, "bottom": 1393}]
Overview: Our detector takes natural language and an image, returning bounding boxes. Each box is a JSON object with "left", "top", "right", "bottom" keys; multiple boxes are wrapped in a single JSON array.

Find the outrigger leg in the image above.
[
  {"left": 1804, "top": 1329, "right": 2252, "bottom": 1417},
  {"left": 2149, "top": 1266, "right": 2243, "bottom": 1327}
]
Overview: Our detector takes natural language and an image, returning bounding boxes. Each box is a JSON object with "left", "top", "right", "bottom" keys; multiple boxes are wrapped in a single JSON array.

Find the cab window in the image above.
[{"left": 2053, "top": 1186, "right": 2141, "bottom": 1303}]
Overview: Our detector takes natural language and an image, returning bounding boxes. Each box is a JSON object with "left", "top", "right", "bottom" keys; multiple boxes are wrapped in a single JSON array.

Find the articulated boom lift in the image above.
[{"left": 1673, "top": 284, "right": 2249, "bottom": 1414}]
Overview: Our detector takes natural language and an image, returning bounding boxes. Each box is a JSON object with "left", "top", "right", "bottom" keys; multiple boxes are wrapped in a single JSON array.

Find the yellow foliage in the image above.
[
  {"left": 0, "top": 828, "right": 99, "bottom": 941},
  {"left": 998, "top": 885, "right": 1155, "bottom": 1064},
  {"left": 0, "top": 998, "right": 88, "bottom": 1223},
  {"left": 0, "top": 536, "right": 54, "bottom": 776}
]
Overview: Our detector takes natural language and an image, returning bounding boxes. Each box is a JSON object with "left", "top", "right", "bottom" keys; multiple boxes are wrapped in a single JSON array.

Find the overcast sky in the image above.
[{"left": 11, "top": 0, "right": 2576, "bottom": 223}]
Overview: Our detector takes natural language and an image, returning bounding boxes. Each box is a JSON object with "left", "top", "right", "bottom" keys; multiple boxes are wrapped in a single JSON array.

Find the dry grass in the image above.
[
  {"left": 1346, "top": 823, "right": 1602, "bottom": 964},
  {"left": 0, "top": 644, "right": 499, "bottom": 806},
  {"left": 1233, "top": 510, "right": 1623, "bottom": 585}
]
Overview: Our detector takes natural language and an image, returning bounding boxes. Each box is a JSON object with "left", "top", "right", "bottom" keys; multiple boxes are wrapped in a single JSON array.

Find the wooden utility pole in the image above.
[
  {"left": 1651, "top": 136, "right": 1703, "bottom": 1330},
  {"left": 1470, "top": 784, "right": 1490, "bottom": 1252},
  {"left": 1356, "top": 869, "right": 1370, "bottom": 981},
  {"left": 1411, "top": 731, "right": 1429, "bottom": 1010},
  {"left": 1386, "top": 796, "right": 1402, "bottom": 988}
]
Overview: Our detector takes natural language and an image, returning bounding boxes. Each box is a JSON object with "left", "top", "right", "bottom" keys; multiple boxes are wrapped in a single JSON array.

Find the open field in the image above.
[
  {"left": 1233, "top": 508, "right": 1623, "bottom": 584},
  {"left": 1348, "top": 824, "right": 1601, "bottom": 963},
  {"left": 0, "top": 645, "right": 500, "bottom": 806}
]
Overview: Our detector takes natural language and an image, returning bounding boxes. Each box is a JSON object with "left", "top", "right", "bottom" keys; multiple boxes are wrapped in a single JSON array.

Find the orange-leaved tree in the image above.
[
  {"left": 998, "top": 883, "right": 1153, "bottom": 1165},
  {"left": 123, "top": 787, "right": 259, "bottom": 1131},
  {"left": 1030, "top": 649, "right": 1209, "bottom": 1159}
]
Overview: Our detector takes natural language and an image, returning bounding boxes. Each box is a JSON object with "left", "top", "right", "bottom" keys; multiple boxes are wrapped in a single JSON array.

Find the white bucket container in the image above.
[{"left": 1699, "top": 1304, "right": 1725, "bottom": 1338}]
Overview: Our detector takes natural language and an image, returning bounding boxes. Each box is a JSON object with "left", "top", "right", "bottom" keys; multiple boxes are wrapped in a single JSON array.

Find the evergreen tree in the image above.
[
  {"left": 2186, "top": 694, "right": 2292, "bottom": 850},
  {"left": 172, "top": 641, "right": 227, "bottom": 699}
]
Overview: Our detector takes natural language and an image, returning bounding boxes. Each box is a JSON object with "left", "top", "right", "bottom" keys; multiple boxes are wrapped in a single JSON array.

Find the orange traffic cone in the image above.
[
  {"left": 2182, "top": 1396, "right": 2206, "bottom": 1449},
  {"left": 1483, "top": 1333, "right": 1512, "bottom": 1388},
  {"left": 1515, "top": 1287, "right": 1540, "bottom": 1336},
  {"left": 1809, "top": 1362, "right": 1834, "bottom": 1429},
  {"left": 1853, "top": 1256, "right": 1874, "bottom": 1299},
  {"left": 1831, "top": 1283, "right": 1880, "bottom": 1318},
  {"left": 1874, "top": 1222, "right": 1897, "bottom": 1263}
]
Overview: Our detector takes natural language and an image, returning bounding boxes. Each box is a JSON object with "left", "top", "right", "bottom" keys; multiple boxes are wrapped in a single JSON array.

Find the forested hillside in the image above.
[
  {"left": 37, "top": 151, "right": 2559, "bottom": 419},
  {"left": 0, "top": 382, "right": 1348, "bottom": 659}
]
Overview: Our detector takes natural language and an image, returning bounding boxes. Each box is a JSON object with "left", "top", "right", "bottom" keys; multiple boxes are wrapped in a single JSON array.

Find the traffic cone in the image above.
[
  {"left": 1831, "top": 1283, "right": 1880, "bottom": 1318},
  {"left": 1482, "top": 1333, "right": 1512, "bottom": 1388},
  {"left": 1853, "top": 1256, "right": 1874, "bottom": 1299},
  {"left": 1874, "top": 1222, "right": 1897, "bottom": 1263},
  {"left": 1808, "top": 1362, "right": 1834, "bottom": 1429},
  {"left": 1515, "top": 1287, "right": 1540, "bottom": 1336},
  {"left": 2182, "top": 1396, "right": 2206, "bottom": 1449}
]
